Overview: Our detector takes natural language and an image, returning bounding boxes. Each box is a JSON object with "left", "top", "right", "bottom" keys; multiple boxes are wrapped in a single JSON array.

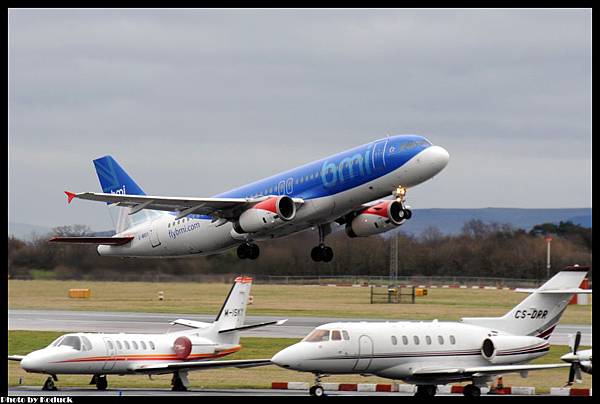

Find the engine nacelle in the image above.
[
  {"left": 481, "top": 335, "right": 549, "bottom": 365},
  {"left": 172, "top": 335, "right": 216, "bottom": 359},
  {"left": 234, "top": 195, "right": 297, "bottom": 234},
  {"left": 345, "top": 200, "right": 405, "bottom": 238}
]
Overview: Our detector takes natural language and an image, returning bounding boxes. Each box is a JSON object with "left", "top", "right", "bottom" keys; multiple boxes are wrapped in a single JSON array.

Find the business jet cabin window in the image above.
[{"left": 331, "top": 330, "right": 342, "bottom": 341}]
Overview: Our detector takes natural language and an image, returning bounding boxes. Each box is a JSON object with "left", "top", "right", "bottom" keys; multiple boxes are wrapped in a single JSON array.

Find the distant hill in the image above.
[
  {"left": 9, "top": 208, "right": 591, "bottom": 241},
  {"left": 397, "top": 208, "right": 591, "bottom": 236}
]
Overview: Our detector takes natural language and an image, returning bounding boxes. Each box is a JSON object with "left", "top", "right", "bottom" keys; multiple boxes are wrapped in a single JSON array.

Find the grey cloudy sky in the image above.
[{"left": 9, "top": 9, "right": 591, "bottom": 230}]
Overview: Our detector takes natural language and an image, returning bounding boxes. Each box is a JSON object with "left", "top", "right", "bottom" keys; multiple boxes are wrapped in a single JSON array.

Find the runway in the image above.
[
  {"left": 8, "top": 309, "right": 592, "bottom": 345},
  {"left": 6, "top": 386, "right": 552, "bottom": 397}
]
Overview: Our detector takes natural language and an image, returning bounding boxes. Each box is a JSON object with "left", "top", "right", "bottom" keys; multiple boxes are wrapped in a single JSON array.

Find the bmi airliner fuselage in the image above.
[{"left": 55, "top": 135, "right": 449, "bottom": 261}]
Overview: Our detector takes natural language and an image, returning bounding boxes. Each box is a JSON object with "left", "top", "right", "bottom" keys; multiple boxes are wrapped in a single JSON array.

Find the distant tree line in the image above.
[{"left": 7, "top": 220, "right": 592, "bottom": 281}]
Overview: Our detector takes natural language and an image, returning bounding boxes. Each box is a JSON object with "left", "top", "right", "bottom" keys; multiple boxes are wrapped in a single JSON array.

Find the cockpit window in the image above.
[
  {"left": 81, "top": 336, "right": 92, "bottom": 351},
  {"left": 304, "top": 329, "right": 330, "bottom": 342},
  {"left": 58, "top": 336, "right": 81, "bottom": 350},
  {"left": 331, "top": 330, "right": 342, "bottom": 341},
  {"left": 50, "top": 337, "right": 64, "bottom": 347}
]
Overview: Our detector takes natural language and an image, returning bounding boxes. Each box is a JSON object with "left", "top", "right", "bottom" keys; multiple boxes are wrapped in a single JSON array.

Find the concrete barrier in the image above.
[{"left": 550, "top": 387, "right": 592, "bottom": 396}]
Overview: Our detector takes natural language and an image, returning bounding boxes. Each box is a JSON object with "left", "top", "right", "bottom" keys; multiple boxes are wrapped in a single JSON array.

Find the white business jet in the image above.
[
  {"left": 8, "top": 276, "right": 282, "bottom": 391},
  {"left": 271, "top": 266, "right": 591, "bottom": 397}
]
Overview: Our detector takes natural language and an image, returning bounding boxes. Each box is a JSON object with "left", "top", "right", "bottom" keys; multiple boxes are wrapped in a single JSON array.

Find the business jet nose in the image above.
[
  {"left": 271, "top": 345, "right": 300, "bottom": 369},
  {"left": 21, "top": 353, "right": 40, "bottom": 372}
]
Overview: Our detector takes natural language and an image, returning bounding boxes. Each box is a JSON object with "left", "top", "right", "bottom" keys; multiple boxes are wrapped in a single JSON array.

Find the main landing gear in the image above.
[
  {"left": 463, "top": 384, "right": 481, "bottom": 397},
  {"left": 311, "top": 224, "right": 334, "bottom": 263},
  {"left": 309, "top": 373, "right": 326, "bottom": 397},
  {"left": 394, "top": 185, "right": 412, "bottom": 220},
  {"left": 90, "top": 374, "right": 107, "bottom": 390},
  {"left": 42, "top": 375, "right": 58, "bottom": 391},
  {"left": 171, "top": 371, "right": 189, "bottom": 391},
  {"left": 414, "top": 384, "right": 437, "bottom": 397},
  {"left": 237, "top": 242, "right": 260, "bottom": 260}
]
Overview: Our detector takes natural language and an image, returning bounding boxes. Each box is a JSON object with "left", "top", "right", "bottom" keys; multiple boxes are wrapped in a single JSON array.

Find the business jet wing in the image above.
[
  {"left": 412, "top": 363, "right": 570, "bottom": 377},
  {"left": 132, "top": 358, "right": 272, "bottom": 375},
  {"left": 8, "top": 355, "right": 25, "bottom": 361},
  {"left": 64, "top": 191, "right": 303, "bottom": 221}
]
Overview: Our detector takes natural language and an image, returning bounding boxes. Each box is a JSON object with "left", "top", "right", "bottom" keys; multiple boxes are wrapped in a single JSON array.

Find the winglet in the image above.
[{"left": 65, "top": 191, "right": 76, "bottom": 204}]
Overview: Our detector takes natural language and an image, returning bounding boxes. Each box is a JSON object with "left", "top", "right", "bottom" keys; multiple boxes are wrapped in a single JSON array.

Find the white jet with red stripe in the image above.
[
  {"left": 8, "top": 276, "right": 285, "bottom": 392},
  {"left": 271, "top": 266, "right": 590, "bottom": 398}
]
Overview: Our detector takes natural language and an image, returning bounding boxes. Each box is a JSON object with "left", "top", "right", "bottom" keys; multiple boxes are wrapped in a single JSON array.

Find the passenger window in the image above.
[
  {"left": 342, "top": 331, "right": 350, "bottom": 340},
  {"left": 450, "top": 335, "right": 456, "bottom": 345},
  {"left": 132, "top": 341, "right": 138, "bottom": 350},
  {"left": 124, "top": 341, "right": 130, "bottom": 350},
  {"left": 58, "top": 336, "right": 81, "bottom": 350},
  {"left": 402, "top": 336, "right": 408, "bottom": 345},
  {"left": 426, "top": 336, "right": 432, "bottom": 345},
  {"left": 149, "top": 341, "right": 155, "bottom": 350},
  {"left": 413, "top": 336, "right": 420, "bottom": 345},
  {"left": 116, "top": 341, "right": 122, "bottom": 350},
  {"left": 438, "top": 336, "right": 444, "bottom": 345},
  {"left": 304, "top": 329, "right": 330, "bottom": 342},
  {"left": 106, "top": 340, "right": 114, "bottom": 350},
  {"left": 81, "top": 336, "right": 92, "bottom": 351},
  {"left": 140, "top": 341, "right": 147, "bottom": 350},
  {"left": 331, "top": 330, "right": 342, "bottom": 341},
  {"left": 391, "top": 336, "right": 397, "bottom": 345}
]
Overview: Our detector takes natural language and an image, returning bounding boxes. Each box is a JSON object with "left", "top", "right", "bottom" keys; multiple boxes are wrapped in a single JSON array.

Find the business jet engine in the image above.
[
  {"left": 345, "top": 200, "right": 406, "bottom": 238},
  {"left": 233, "top": 195, "right": 297, "bottom": 234},
  {"left": 172, "top": 336, "right": 216, "bottom": 359},
  {"left": 481, "top": 336, "right": 550, "bottom": 365}
]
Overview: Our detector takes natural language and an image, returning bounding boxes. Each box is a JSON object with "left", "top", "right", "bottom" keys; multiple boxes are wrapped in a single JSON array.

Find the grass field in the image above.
[
  {"left": 8, "top": 280, "right": 592, "bottom": 324},
  {"left": 7, "top": 330, "right": 591, "bottom": 393}
]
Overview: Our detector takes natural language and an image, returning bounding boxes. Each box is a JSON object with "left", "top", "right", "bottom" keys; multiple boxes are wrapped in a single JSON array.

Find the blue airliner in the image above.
[{"left": 51, "top": 135, "right": 449, "bottom": 262}]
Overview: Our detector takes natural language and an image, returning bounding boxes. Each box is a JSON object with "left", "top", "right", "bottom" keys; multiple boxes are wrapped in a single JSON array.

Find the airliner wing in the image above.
[
  {"left": 132, "top": 358, "right": 272, "bottom": 374},
  {"left": 65, "top": 191, "right": 303, "bottom": 220},
  {"left": 412, "top": 363, "right": 570, "bottom": 377}
]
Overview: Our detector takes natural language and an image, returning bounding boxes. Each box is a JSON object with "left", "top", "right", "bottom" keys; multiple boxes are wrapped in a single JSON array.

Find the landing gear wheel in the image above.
[
  {"left": 42, "top": 377, "right": 57, "bottom": 391},
  {"left": 463, "top": 384, "right": 481, "bottom": 397},
  {"left": 322, "top": 246, "right": 333, "bottom": 263},
  {"left": 96, "top": 375, "right": 107, "bottom": 391},
  {"left": 171, "top": 374, "right": 188, "bottom": 391},
  {"left": 311, "top": 246, "right": 323, "bottom": 262},
  {"left": 403, "top": 209, "right": 412, "bottom": 220},
  {"left": 249, "top": 243, "right": 260, "bottom": 260},
  {"left": 414, "top": 384, "right": 436, "bottom": 397},
  {"left": 237, "top": 244, "right": 248, "bottom": 259},
  {"left": 309, "top": 385, "right": 325, "bottom": 397}
]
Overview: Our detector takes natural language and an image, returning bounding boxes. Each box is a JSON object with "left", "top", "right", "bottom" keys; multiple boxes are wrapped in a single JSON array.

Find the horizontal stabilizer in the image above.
[
  {"left": 169, "top": 319, "right": 213, "bottom": 329},
  {"left": 48, "top": 236, "right": 134, "bottom": 246},
  {"left": 218, "top": 319, "right": 288, "bottom": 334},
  {"left": 515, "top": 288, "right": 592, "bottom": 294}
]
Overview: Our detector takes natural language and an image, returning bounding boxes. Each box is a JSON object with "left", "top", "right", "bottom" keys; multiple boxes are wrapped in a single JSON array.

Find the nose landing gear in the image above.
[
  {"left": 90, "top": 374, "right": 108, "bottom": 390},
  {"left": 42, "top": 375, "right": 58, "bottom": 391},
  {"left": 394, "top": 186, "right": 412, "bottom": 220},
  {"left": 310, "top": 224, "right": 333, "bottom": 263},
  {"left": 309, "top": 373, "right": 326, "bottom": 397},
  {"left": 236, "top": 243, "right": 260, "bottom": 260}
]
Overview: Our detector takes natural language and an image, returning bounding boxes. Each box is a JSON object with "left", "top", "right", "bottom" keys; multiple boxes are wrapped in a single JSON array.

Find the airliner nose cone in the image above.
[
  {"left": 423, "top": 145, "right": 450, "bottom": 176},
  {"left": 271, "top": 346, "right": 297, "bottom": 369}
]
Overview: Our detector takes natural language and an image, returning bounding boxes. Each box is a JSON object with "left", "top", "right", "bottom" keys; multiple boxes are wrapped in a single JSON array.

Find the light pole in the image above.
[{"left": 545, "top": 235, "right": 552, "bottom": 280}]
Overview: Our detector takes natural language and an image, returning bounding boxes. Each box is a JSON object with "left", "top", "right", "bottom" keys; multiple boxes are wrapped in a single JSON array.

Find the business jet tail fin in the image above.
[{"left": 462, "top": 266, "right": 590, "bottom": 338}]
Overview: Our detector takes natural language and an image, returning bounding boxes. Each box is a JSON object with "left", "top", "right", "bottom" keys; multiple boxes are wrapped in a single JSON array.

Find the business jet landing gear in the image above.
[
  {"left": 90, "top": 374, "right": 108, "bottom": 390},
  {"left": 42, "top": 375, "right": 58, "bottom": 391},
  {"left": 462, "top": 384, "right": 481, "bottom": 397},
  {"left": 309, "top": 374, "right": 326, "bottom": 397},
  {"left": 171, "top": 371, "right": 189, "bottom": 391},
  {"left": 237, "top": 243, "right": 260, "bottom": 260},
  {"left": 394, "top": 186, "right": 412, "bottom": 220},
  {"left": 311, "top": 224, "right": 333, "bottom": 263},
  {"left": 414, "top": 384, "right": 437, "bottom": 397}
]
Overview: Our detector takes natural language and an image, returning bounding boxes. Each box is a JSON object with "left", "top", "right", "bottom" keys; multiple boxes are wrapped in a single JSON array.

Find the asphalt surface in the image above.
[{"left": 8, "top": 309, "right": 592, "bottom": 345}]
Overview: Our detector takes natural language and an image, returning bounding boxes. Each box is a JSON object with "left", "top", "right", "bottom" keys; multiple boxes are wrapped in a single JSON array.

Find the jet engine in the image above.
[
  {"left": 481, "top": 336, "right": 549, "bottom": 365},
  {"left": 172, "top": 335, "right": 216, "bottom": 359},
  {"left": 234, "top": 195, "right": 297, "bottom": 234},
  {"left": 345, "top": 200, "right": 406, "bottom": 238}
]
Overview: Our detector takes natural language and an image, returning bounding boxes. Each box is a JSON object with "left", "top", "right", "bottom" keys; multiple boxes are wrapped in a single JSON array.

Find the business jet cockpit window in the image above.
[
  {"left": 57, "top": 335, "right": 81, "bottom": 350},
  {"left": 331, "top": 330, "right": 342, "bottom": 341},
  {"left": 49, "top": 336, "right": 64, "bottom": 347},
  {"left": 304, "top": 329, "right": 330, "bottom": 342}
]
